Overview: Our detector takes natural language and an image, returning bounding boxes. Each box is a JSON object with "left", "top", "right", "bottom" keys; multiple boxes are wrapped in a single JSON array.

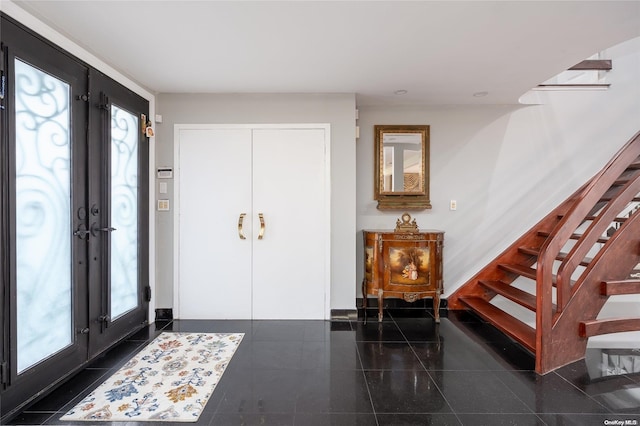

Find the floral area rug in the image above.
[{"left": 60, "top": 332, "right": 243, "bottom": 422}]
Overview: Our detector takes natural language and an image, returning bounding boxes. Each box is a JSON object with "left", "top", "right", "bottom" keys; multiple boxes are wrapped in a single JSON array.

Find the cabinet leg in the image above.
[
  {"left": 433, "top": 293, "right": 441, "bottom": 323},
  {"left": 377, "top": 289, "right": 384, "bottom": 322}
]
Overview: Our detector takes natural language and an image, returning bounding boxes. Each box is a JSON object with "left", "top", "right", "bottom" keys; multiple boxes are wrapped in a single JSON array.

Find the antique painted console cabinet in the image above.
[{"left": 362, "top": 214, "right": 444, "bottom": 323}]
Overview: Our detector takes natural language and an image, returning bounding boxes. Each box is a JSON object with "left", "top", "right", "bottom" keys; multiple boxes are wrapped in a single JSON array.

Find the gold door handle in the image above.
[
  {"left": 238, "top": 213, "right": 246, "bottom": 240},
  {"left": 258, "top": 213, "right": 265, "bottom": 240}
]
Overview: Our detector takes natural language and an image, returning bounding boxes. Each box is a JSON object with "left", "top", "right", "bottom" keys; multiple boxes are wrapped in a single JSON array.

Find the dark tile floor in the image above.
[{"left": 8, "top": 311, "right": 640, "bottom": 425}]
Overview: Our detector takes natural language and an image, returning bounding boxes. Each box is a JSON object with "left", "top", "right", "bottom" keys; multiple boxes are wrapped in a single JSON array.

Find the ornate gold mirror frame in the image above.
[{"left": 374, "top": 125, "right": 431, "bottom": 210}]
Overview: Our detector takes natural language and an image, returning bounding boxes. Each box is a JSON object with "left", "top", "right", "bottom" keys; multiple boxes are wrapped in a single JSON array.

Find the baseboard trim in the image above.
[
  {"left": 331, "top": 309, "right": 358, "bottom": 320},
  {"left": 155, "top": 304, "right": 448, "bottom": 322},
  {"left": 155, "top": 308, "right": 173, "bottom": 321}
]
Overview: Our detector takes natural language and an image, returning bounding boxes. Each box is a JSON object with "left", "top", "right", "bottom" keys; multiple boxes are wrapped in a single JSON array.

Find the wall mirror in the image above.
[{"left": 374, "top": 125, "right": 431, "bottom": 210}]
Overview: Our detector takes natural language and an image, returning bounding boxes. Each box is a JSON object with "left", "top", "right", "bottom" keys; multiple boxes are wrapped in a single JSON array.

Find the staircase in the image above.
[{"left": 448, "top": 130, "right": 640, "bottom": 374}]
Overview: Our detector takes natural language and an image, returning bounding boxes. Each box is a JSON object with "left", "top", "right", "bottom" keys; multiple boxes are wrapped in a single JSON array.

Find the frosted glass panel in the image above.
[
  {"left": 15, "top": 58, "right": 72, "bottom": 373},
  {"left": 110, "top": 104, "right": 139, "bottom": 319}
]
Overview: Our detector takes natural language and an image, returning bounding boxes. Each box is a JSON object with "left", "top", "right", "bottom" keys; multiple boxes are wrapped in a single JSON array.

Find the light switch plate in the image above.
[{"left": 157, "top": 167, "right": 173, "bottom": 179}]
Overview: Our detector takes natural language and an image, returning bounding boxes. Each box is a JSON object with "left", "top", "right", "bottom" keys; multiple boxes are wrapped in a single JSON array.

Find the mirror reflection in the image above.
[{"left": 382, "top": 132, "right": 423, "bottom": 193}]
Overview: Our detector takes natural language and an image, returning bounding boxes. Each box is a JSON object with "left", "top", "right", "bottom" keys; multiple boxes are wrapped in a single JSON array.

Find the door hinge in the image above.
[
  {"left": 0, "top": 43, "right": 5, "bottom": 110},
  {"left": 1, "top": 361, "right": 8, "bottom": 386},
  {"left": 145, "top": 285, "right": 152, "bottom": 302}
]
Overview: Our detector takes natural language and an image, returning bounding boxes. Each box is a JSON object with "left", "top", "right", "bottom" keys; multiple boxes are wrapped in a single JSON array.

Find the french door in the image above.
[{"left": 1, "top": 16, "right": 149, "bottom": 419}]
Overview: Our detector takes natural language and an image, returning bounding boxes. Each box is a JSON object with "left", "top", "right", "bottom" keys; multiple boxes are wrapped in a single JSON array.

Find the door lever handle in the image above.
[
  {"left": 238, "top": 213, "right": 247, "bottom": 240},
  {"left": 96, "top": 227, "right": 116, "bottom": 232},
  {"left": 90, "top": 223, "right": 116, "bottom": 237},
  {"left": 258, "top": 213, "right": 265, "bottom": 240}
]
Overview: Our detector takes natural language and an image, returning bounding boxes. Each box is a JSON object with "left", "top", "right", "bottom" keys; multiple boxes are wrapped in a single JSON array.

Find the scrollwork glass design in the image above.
[
  {"left": 110, "top": 104, "right": 139, "bottom": 319},
  {"left": 15, "top": 58, "right": 72, "bottom": 373}
]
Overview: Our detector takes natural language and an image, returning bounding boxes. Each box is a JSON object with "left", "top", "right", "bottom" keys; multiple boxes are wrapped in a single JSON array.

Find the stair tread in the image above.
[
  {"left": 459, "top": 296, "right": 536, "bottom": 353},
  {"left": 627, "top": 161, "right": 640, "bottom": 170},
  {"left": 518, "top": 246, "right": 540, "bottom": 257},
  {"left": 518, "top": 247, "right": 592, "bottom": 266},
  {"left": 613, "top": 178, "right": 631, "bottom": 185},
  {"left": 557, "top": 214, "right": 627, "bottom": 223},
  {"left": 498, "top": 263, "right": 537, "bottom": 280},
  {"left": 586, "top": 216, "right": 627, "bottom": 223},
  {"left": 537, "top": 230, "right": 609, "bottom": 244},
  {"left": 600, "top": 195, "right": 640, "bottom": 202},
  {"left": 614, "top": 167, "right": 640, "bottom": 184},
  {"left": 499, "top": 261, "right": 576, "bottom": 287},
  {"left": 479, "top": 280, "right": 538, "bottom": 311}
]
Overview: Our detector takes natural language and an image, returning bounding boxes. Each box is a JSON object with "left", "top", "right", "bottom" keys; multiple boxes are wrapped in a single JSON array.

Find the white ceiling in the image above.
[{"left": 7, "top": 1, "right": 640, "bottom": 106}]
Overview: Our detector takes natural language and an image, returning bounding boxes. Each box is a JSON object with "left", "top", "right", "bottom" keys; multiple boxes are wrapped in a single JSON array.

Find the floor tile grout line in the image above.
[
  {"left": 353, "top": 331, "right": 382, "bottom": 426},
  {"left": 418, "top": 355, "right": 462, "bottom": 423},
  {"left": 551, "top": 370, "right": 618, "bottom": 414},
  {"left": 41, "top": 411, "right": 59, "bottom": 426},
  {"left": 390, "top": 313, "right": 464, "bottom": 424},
  {"left": 391, "top": 312, "right": 522, "bottom": 425},
  {"left": 491, "top": 369, "right": 577, "bottom": 419},
  {"left": 44, "top": 368, "right": 116, "bottom": 419}
]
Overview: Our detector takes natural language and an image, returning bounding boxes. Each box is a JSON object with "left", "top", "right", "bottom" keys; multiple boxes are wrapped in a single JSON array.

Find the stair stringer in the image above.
[{"left": 539, "top": 209, "right": 640, "bottom": 373}]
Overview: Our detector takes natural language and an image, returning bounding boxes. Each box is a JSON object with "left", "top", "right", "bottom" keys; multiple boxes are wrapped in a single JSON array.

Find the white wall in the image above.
[
  {"left": 357, "top": 37, "right": 640, "bottom": 302},
  {"left": 154, "top": 93, "right": 357, "bottom": 312},
  {"left": 150, "top": 36, "right": 640, "bottom": 316}
]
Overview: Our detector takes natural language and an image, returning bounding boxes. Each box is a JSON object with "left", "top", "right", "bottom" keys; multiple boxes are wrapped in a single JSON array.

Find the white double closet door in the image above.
[{"left": 175, "top": 124, "right": 329, "bottom": 319}]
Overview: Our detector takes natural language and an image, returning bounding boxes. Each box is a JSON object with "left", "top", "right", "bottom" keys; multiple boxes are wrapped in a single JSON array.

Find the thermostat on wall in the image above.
[{"left": 157, "top": 167, "right": 173, "bottom": 179}]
